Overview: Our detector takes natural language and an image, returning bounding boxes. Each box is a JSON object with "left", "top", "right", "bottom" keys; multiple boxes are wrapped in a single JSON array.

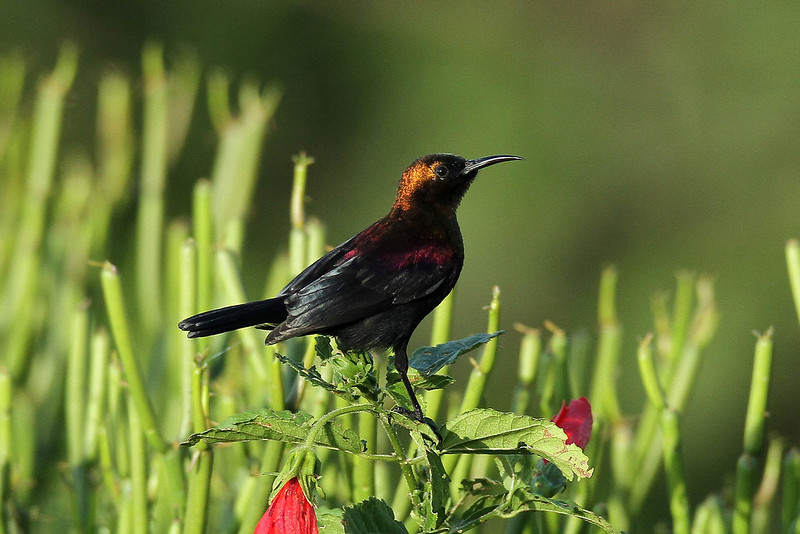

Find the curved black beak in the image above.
[{"left": 463, "top": 154, "right": 523, "bottom": 175}]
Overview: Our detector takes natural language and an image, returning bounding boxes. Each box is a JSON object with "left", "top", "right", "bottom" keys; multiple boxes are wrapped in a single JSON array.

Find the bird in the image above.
[{"left": 179, "top": 153, "right": 522, "bottom": 426}]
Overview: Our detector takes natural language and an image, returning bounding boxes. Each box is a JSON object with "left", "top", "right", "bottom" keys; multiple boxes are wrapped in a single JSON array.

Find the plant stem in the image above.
[
  {"left": 589, "top": 266, "right": 622, "bottom": 422},
  {"left": 136, "top": 42, "right": 168, "bottom": 332},
  {"left": 743, "top": 329, "right": 773, "bottom": 456}
]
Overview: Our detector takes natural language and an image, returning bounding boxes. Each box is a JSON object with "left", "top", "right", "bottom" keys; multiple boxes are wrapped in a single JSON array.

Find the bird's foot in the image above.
[{"left": 391, "top": 406, "right": 442, "bottom": 444}]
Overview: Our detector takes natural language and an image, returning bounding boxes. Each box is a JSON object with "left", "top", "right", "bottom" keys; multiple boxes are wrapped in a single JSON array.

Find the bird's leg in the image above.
[
  {"left": 396, "top": 356, "right": 424, "bottom": 420},
  {"left": 393, "top": 343, "right": 442, "bottom": 442}
]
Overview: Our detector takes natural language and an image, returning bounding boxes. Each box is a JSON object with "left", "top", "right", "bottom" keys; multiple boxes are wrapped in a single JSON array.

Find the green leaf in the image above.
[
  {"left": 181, "top": 408, "right": 364, "bottom": 453},
  {"left": 314, "top": 335, "right": 335, "bottom": 360},
  {"left": 276, "top": 354, "right": 339, "bottom": 393},
  {"left": 440, "top": 409, "right": 593, "bottom": 480},
  {"left": 424, "top": 448, "right": 449, "bottom": 526},
  {"left": 453, "top": 488, "right": 616, "bottom": 533},
  {"left": 410, "top": 331, "right": 505, "bottom": 376},
  {"left": 341, "top": 497, "right": 408, "bottom": 534},
  {"left": 508, "top": 492, "right": 616, "bottom": 532},
  {"left": 317, "top": 508, "right": 345, "bottom": 534}
]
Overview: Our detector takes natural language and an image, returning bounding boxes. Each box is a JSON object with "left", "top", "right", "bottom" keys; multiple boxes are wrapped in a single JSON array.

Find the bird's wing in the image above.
[
  {"left": 276, "top": 235, "right": 358, "bottom": 298},
  {"left": 280, "top": 251, "right": 458, "bottom": 332}
]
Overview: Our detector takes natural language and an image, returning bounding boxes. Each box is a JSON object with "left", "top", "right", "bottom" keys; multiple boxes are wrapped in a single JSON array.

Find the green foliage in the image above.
[
  {"left": 410, "top": 331, "right": 505, "bottom": 376},
  {"left": 183, "top": 408, "right": 364, "bottom": 453},
  {"left": 440, "top": 409, "right": 592, "bottom": 481}
]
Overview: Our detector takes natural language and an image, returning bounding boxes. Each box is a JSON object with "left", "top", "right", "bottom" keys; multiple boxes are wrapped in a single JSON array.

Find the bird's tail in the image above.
[{"left": 178, "top": 298, "right": 287, "bottom": 338}]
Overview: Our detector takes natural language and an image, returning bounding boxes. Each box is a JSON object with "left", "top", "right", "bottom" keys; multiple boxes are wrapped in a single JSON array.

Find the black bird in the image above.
[{"left": 179, "top": 153, "right": 522, "bottom": 423}]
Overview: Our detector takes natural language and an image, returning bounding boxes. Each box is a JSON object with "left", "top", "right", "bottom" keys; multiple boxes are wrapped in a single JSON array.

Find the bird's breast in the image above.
[{"left": 377, "top": 243, "right": 460, "bottom": 271}]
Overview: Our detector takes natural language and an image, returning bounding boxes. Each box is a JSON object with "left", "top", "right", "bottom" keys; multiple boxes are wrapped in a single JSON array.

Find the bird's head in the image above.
[{"left": 393, "top": 153, "right": 522, "bottom": 212}]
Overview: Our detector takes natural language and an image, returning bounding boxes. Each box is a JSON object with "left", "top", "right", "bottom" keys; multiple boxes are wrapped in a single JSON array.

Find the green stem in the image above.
[
  {"left": 136, "top": 42, "right": 168, "bottom": 331},
  {"left": 183, "top": 450, "right": 213, "bottom": 534},
  {"left": 751, "top": 438, "right": 784, "bottom": 534},
  {"left": 637, "top": 334, "right": 665, "bottom": 410},
  {"left": 84, "top": 329, "right": 110, "bottom": 461},
  {"left": 692, "top": 496, "right": 727, "bottom": 534},
  {"left": 733, "top": 453, "right": 757, "bottom": 534},
  {"left": 743, "top": 329, "right": 773, "bottom": 456},
  {"left": 0, "top": 369, "right": 10, "bottom": 526},
  {"left": 511, "top": 325, "right": 541, "bottom": 415},
  {"left": 786, "top": 239, "right": 800, "bottom": 330},
  {"left": 782, "top": 448, "right": 800, "bottom": 532},
  {"left": 192, "top": 180, "right": 214, "bottom": 316},
  {"left": 446, "top": 287, "right": 501, "bottom": 498},
  {"left": 352, "top": 410, "right": 377, "bottom": 502},
  {"left": 128, "top": 406, "right": 148, "bottom": 534},
  {"left": 589, "top": 266, "right": 622, "bottom": 421},
  {"left": 661, "top": 408, "right": 690, "bottom": 534},
  {"left": 378, "top": 414, "right": 420, "bottom": 505},
  {"left": 3, "top": 44, "right": 77, "bottom": 378},
  {"left": 101, "top": 262, "right": 164, "bottom": 452}
]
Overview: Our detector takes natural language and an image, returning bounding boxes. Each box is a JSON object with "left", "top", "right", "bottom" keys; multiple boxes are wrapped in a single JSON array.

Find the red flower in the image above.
[
  {"left": 551, "top": 397, "right": 593, "bottom": 450},
  {"left": 254, "top": 477, "right": 318, "bottom": 534}
]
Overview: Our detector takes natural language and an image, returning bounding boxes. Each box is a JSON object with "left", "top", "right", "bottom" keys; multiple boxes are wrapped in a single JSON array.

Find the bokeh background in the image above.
[{"left": 4, "top": 0, "right": 800, "bottom": 520}]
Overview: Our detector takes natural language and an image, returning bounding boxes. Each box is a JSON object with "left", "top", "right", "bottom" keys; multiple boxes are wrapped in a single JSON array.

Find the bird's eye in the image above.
[{"left": 434, "top": 165, "right": 449, "bottom": 178}]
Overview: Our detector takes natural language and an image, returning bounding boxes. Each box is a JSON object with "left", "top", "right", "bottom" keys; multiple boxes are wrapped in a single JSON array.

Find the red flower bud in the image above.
[
  {"left": 551, "top": 397, "right": 592, "bottom": 450},
  {"left": 254, "top": 477, "right": 318, "bottom": 534}
]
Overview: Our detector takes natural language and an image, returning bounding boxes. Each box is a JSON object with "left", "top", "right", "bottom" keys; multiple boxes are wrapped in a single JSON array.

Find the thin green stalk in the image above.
[
  {"left": 207, "top": 70, "right": 231, "bottom": 131},
  {"left": 378, "top": 414, "right": 420, "bottom": 506},
  {"left": 3, "top": 44, "right": 77, "bottom": 378},
  {"left": 538, "top": 322, "right": 567, "bottom": 418},
  {"left": 782, "top": 448, "right": 800, "bottom": 532},
  {"left": 589, "top": 266, "right": 622, "bottom": 422},
  {"left": 210, "top": 80, "right": 280, "bottom": 248},
  {"left": 630, "top": 276, "right": 717, "bottom": 514},
  {"left": 179, "top": 239, "right": 198, "bottom": 439},
  {"left": 214, "top": 249, "right": 270, "bottom": 387},
  {"left": 733, "top": 453, "right": 758, "bottom": 534},
  {"left": 0, "top": 369, "right": 10, "bottom": 530},
  {"left": 183, "top": 450, "right": 213, "bottom": 534},
  {"left": 446, "top": 287, "right": 501, "bottom": 497},
  {"left": 84, "top": 328, "right": 110, "bottom": 461},
  {"left": 786, "top": 239, "right": 800, "bottom": 330},
  {"left": 418, "top": 290, "right": 456, "bottom": 422},
  {"left": 136, "top": 42, "right": 168, "bottom": 331},
  {"left": 662, "top": 408, "right": 690, "bottom": 534},
  {"left": 639, "top": 332, "right": 689, "bottom": 533},
  {"left": 665, "top": 271, "right": 696, "bottom": 377},
  {"left": 732, "top": 330, "right": 775, "bottom": 534},
  {"left": 751, "top": 438, "right": 784, "bottom": 534},
  {"left": 0, "top": 54, "right": 25, "bottom": 160},
  {"left": 101, "top": 262, "right": 164, "bottom": 451},
  {"left": 691, "top": 495, "right": 727, "bottom": 534},
  {"left": 353, "top": 411, "right": 377, "bottom": 502},
  {"left": 66, "top": 306, "right": 89, "bottom": 466},
  {"left": 95, "top": 71, "right": 133, "bottom": 245},
  {"left": 165, "top": 51, "right": 200, "bottom": 163},
  {"left": 604, "top": 420, "right": 633, "bottom": 533},
  {"left": 637, "top": 334, "right": 665, "bottom": 410},
  {"left": 394, "top": 289, "right": 456, "bottom": 505},
  {"left": 511, "top": 324, "right": 541, "bottom": 415},
  {"left": 66, "top": 307, "right": 90, "bottom": 529},
  {"left": 743, "top": 329, "right": 773, "bottom": 456},
  {"left": 101, "top": 262, "right": 187, "bottom": 513},
  {"left": 192, "top": 180, "right": 214, "bottom": 316},
  {"left": 181, "top": 237, "right": 212, "bottom": 534},
  {"left": 456, "top": 286, "right": 501, "bottom": 412},
  {"left": 128, "top": 405, "right": 148, "bottom": 534}
]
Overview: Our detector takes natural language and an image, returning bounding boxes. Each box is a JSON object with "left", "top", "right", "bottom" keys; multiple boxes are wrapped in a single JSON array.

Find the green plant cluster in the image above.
[{"left": 2, "top": 43, "right": 800, "bottom": 534}]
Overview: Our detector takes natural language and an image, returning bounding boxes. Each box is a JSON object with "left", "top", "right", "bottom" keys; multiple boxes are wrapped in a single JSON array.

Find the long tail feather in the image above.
[{"left": 178, "top": 298, "right": 287, "bottom": 338}]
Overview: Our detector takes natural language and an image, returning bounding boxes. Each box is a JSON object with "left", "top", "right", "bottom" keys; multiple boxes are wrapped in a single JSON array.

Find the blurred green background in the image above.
[{"left": 4, "top": 0, "right": 800, "bottom": 516}]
